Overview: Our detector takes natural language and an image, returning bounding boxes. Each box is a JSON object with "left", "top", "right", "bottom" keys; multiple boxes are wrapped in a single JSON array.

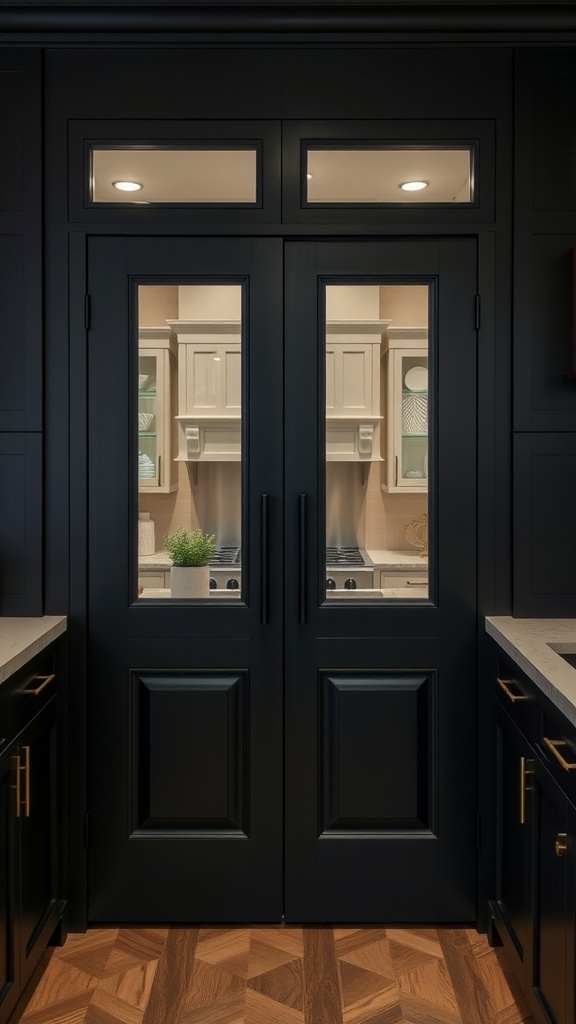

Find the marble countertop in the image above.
[
  {"left": 140, "top": 588, "right": 428, "bottom": 600},
  {"left": 0, "top": 616, "right": 67, "bottom": 686},
  {"left": 486, "top": 617, "right": 576, "bottom": 727}
]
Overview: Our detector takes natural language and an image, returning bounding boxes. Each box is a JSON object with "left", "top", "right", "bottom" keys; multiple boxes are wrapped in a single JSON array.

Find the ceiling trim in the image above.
[{"left": 2, "top": 3, "right": 576, "bottom": 35}]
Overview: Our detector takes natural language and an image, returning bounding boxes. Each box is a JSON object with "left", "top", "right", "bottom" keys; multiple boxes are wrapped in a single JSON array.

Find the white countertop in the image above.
[
  {"left": 486, "top": 617, "right": 576, "bottom": 727},
  {"left": 140, "top": 588, "right": 428, "bottom": 600},
  {"left": 365, "top": 549, "right": 428, "bottom": 570},
  {"left": 0, "top": 616, "right": 67, "bottom": 685}
]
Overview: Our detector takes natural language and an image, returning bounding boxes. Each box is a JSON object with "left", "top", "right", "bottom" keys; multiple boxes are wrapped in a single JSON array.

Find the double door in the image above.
[{"left": 87, "top": 235, "right": 478, "bottom": 922}]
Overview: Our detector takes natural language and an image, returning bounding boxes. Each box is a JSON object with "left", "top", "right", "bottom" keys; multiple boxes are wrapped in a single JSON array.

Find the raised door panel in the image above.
[
  {"left": 18, "top": 700, "right": 61, "bottom": 985},
  {"left": 532, "top": 756, "right": 569, "bottom": 1024},
  {"left": 493, "top": 708, "right": 532, "bottom": 983},
  {"left": 0, "top": 746, "right": 18, "bottom": 1024}
]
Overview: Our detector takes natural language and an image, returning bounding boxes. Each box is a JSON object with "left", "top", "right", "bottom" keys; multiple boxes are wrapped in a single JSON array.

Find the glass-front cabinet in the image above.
[
  {"left": 138, "top": 327, "right": 178, "bottom": 493},
  {"left": 381, "top": 328, "right": 429, "bottom": 493}
]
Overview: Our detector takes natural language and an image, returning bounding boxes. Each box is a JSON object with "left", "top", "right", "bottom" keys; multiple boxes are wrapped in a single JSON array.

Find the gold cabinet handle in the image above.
[
  {"left": 543, "top": 737, "right": 576, "bottom": 771},
  {"left": 21, "top": 745, "right": 31, "bottom": 818},
  {"left": 520, "top": 756, "right": 534, "bottom": 824},
  {"left": 497, "top": 677, "right": 529, "bottom": 702},
  {"left": 10, "top": 754, "right": 21, "bottom": 818},
  {"left": 555, "top": 833, "right": 568, "bottom": 857},
  {"left": 23, "top": 673, "right": 55, "bottom": 696}
]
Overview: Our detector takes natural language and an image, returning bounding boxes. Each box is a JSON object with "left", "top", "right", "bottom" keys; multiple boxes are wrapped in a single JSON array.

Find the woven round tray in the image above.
[{"left": 404, "top": 512, "right": 428, "bottom": 557}]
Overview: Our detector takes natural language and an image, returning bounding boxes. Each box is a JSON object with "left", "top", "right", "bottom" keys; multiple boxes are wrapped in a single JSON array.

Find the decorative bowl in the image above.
[
  {"left": 138, "top": 412, "right": 154, "bottom": 431},
  {"left": 139, "top": 374, "right": 149, "bottom": 389}
]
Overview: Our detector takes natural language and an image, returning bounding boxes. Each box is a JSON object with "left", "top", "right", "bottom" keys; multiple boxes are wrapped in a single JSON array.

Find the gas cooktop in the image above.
[
  {"left": 326, "top": 546, "right": 366, "bottom": 567},
  {"left": 210, "top": 547, "right": 241, "bottom": 566}
]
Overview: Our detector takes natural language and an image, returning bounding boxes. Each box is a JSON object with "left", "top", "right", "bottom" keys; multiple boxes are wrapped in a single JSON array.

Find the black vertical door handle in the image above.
[
  {"left": 299, "top": 493, "right": 307, "bottom": 625},
  {"left": 261, "top": 494, "right": 269, "bottom": 625}
]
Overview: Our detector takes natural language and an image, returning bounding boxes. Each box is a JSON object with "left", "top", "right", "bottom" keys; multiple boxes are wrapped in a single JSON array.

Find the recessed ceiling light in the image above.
[
  {"left": 399, "top": 180, "right": 429, "bottom": 192},
  {"left": 306, "top": 173, "right": 313, "bottom": 180},
  {"left": 112, "top": 180, "right": 143, "bottom": 192}
]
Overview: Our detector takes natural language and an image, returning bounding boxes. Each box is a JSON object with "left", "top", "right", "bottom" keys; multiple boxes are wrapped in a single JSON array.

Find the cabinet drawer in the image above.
[
  {"left": 1, "top": 649, "right": 57, "bottom": 747},
  {"left": 379, "top": 571, "right": 428, "bottom": 589},
  {"left": 139, "top": 571, "right": 167, "bottom": 588},
  {"left": 495, "top": 656, "right": 538, "bottom": 739}
]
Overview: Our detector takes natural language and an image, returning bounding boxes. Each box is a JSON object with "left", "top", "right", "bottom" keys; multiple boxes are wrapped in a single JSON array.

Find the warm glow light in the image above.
[
  {"left": 399, "top": 180, "right": 429, "bottom": 192},
  {"left": 112, "top": 180, "right": 143, "bottom": 192},
  {"left": 306, "top": 173, "right": 313, "bottom": 180}
]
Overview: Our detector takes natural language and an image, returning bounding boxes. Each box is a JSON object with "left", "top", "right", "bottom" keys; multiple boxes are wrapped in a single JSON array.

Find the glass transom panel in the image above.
[
  {"left": 307, "top": 147, "right": 472, "bottom": 204},
  {"left": 92, "top": 147, "right": 258, "bottom": 204}
]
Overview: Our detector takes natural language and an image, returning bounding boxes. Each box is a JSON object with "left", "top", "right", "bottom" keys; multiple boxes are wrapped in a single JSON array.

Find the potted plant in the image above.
[{"left": 163, "top": 527, "right": 216, "bottom": 598}]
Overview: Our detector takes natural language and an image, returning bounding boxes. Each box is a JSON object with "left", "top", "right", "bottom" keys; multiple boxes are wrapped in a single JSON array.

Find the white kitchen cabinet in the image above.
[
  {"left": 379, "top": 570, "right": 428, "bottom": 588},
  {"left": 325, "top": 319, "right": 390, "bottom": 461},
  {"left": 138, "top": 327, "right": 178, "bottom": 492},
  {"left": 381, "top": 327, "right": 428, "bottom": 492},
  {"left": 168, "top": 320, "right": 242, "bottom": 461}
]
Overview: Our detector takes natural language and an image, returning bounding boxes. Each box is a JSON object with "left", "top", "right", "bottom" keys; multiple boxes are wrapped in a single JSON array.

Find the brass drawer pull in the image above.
[
  {"left": 497, "top": 677, "right": 529, "bottom": 702},
  {"left": 21, "top": 745, "right": 31, "bottom": 818},
  {"left": 520, "top": 756, "right": 534, "bottom": 824},
  {"left": 10, "top": 754, "right": 21, "bottom": 818},
  {"left": 555, "top": 833, "right": 568, "bottom": 858},
  {"left": 543, "top": 737, "right": 576, "bottom": 771},
  {"left": 23, "top": 673, "right": 55, "bottom": 696}
]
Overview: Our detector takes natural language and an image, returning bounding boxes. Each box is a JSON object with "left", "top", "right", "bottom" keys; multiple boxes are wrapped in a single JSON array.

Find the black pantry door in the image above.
[{"left": 86, "top": 235, "right": 478, "bottom": 923}]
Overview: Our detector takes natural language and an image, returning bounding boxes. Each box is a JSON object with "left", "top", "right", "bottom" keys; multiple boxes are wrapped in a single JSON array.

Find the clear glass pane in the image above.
[
  {"left": 307, "top": 147, "right": 472, "bottom": 204},
  {"left": 324, "top": 284, "right": 429, "bottom": 601},
  {"left": 137, "top": 284, "right": 243, "bottom": 601},
  {"left": 92, "top": 147, "right": 258, "bottom": 203}
]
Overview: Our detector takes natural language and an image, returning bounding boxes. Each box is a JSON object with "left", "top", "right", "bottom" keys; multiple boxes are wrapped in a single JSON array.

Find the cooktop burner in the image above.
[
  {"left": 210, "top": 547, "right": 241, "bottom": 566},
  {"left": 326, "top": 546, "right": 365, "bottom": 567}
]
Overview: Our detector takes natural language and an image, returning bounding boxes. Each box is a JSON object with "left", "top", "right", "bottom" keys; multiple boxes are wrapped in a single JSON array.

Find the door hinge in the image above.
[
  {"left": 476, "top": 811, "right": 481, "bottom": 850},
  {"left": 85, "top": 294, "right": 91, "bottom": 331},
  {"left": 84, "top": 811, "right": 90, "bottom": 849},
  {"left": 474, "top": 294, "right": 481, "bottom": 331}
]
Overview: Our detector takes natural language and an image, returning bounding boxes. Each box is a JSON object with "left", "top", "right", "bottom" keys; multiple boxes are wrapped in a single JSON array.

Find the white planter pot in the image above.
[{"left": 170, "top": 565, "right": 209, "bottom": 598}]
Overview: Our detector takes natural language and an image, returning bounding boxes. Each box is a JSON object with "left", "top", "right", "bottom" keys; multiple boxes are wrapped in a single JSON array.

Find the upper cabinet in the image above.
[
  {"left": 381, "top": 328, "right": 429, "bottom": 493},
  {"left": 325, "top": 320, "right": 390, "bottom": 461},
  {"left": 170, "top": 320, "right": 242, "bottom": 462},
  {"left": 138, "top": 327, "right": 178, "bottom": 492}
]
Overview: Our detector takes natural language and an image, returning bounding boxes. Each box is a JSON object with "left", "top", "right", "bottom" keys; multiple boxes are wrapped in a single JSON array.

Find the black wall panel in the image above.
[
  {"left": 0, "top": 434, "right": 42, "bottom": 617},
  {"left": 0, "top": 52, "right": 42, "bottom": 433},
  {"left": 513, "top": 434, "right": 576, "bottom": 616}
]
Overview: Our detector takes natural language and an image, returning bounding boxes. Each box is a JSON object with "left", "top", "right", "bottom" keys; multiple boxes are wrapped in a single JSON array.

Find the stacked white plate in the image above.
[{"left": 138, "top": 453, "right": 155, "bottom": 478}]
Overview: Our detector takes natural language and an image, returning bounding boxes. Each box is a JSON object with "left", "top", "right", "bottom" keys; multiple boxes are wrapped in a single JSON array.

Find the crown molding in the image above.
[{"left": 1, "top": 3, "right": 576, "bottom": 35}]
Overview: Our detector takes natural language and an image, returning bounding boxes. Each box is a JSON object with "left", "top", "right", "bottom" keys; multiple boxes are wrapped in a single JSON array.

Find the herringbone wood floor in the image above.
[{"left": 12, "top": 925, "right": 535, "bottom": 1024}]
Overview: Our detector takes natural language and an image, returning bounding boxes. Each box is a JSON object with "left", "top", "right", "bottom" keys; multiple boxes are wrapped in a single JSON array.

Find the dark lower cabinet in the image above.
[
  {"left": 491, "top": 654, "right": 576, "bottom": 1024},
  {"left": 0, "top": 652, "right": 64, "bottom": 1024}
]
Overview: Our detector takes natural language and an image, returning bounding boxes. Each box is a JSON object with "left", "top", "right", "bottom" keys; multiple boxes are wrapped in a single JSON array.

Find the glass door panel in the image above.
[
  {"left": 324, "top": 283, "right": 429, "bottom": 601},
  {"left": 136, "top": 283, "right": 243, "bottom": 601}
]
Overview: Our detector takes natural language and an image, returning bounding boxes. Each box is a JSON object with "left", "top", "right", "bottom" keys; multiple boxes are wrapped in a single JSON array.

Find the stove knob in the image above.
[
  {"left": 326, "top": 577, "right": 336, "bottom": 590},
  {"left": 209, "top": 577, "right": 217, "bottom": 590},
  {"left": 226, "top": 578, "right": 239, "bottom": 590},
  {"left": 344, "top": 578, "right": 357, "bottom": 590}
]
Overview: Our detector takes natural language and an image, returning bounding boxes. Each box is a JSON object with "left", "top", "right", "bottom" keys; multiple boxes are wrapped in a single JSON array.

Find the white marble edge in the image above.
[
  {"left": 486, "top": 616, "right": 576, "bottom": 727},
  {"left": 0, "top": 616, "right": 67, "bottom": 686}
]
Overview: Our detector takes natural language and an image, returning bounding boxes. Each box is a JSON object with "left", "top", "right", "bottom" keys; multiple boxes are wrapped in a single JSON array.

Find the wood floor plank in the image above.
[
  {"left": 302, "top": 929, "right": 343, "bottom": 1024},
  {"left": 437, "top": 928, "right": 494, "bottom": 1024},
  {"left": 141, "top": 927, "right": 199, "bottom": 1024},
  {"left": 14, "top": 924, "right": 535, "bottom": 1024}
]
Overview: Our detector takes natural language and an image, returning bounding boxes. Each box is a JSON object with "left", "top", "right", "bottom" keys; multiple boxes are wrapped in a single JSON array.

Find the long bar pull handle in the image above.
[
  {"left": 299, "top": 493, "right": 307, "bottom": 625},
  {"left": 21, "top": 745, "right": 31, "bottom": 818},
  {"left": 497, "top": 677, "right": 529, "bottom": 703},
  {"left": 10, "top": 754, "right": 21, "bottom": 818},
  {"left": 543, "top": 737, "right": 576, "bottom": 771},
  {"left": 520, "top": 756, "right": 534, "bottom": 824},
  {"left": 23, "top": 673, "right": 55, "bottom": 695},
  {"left": 261, "top": 494, "right": 270, "bottom": 625}
]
